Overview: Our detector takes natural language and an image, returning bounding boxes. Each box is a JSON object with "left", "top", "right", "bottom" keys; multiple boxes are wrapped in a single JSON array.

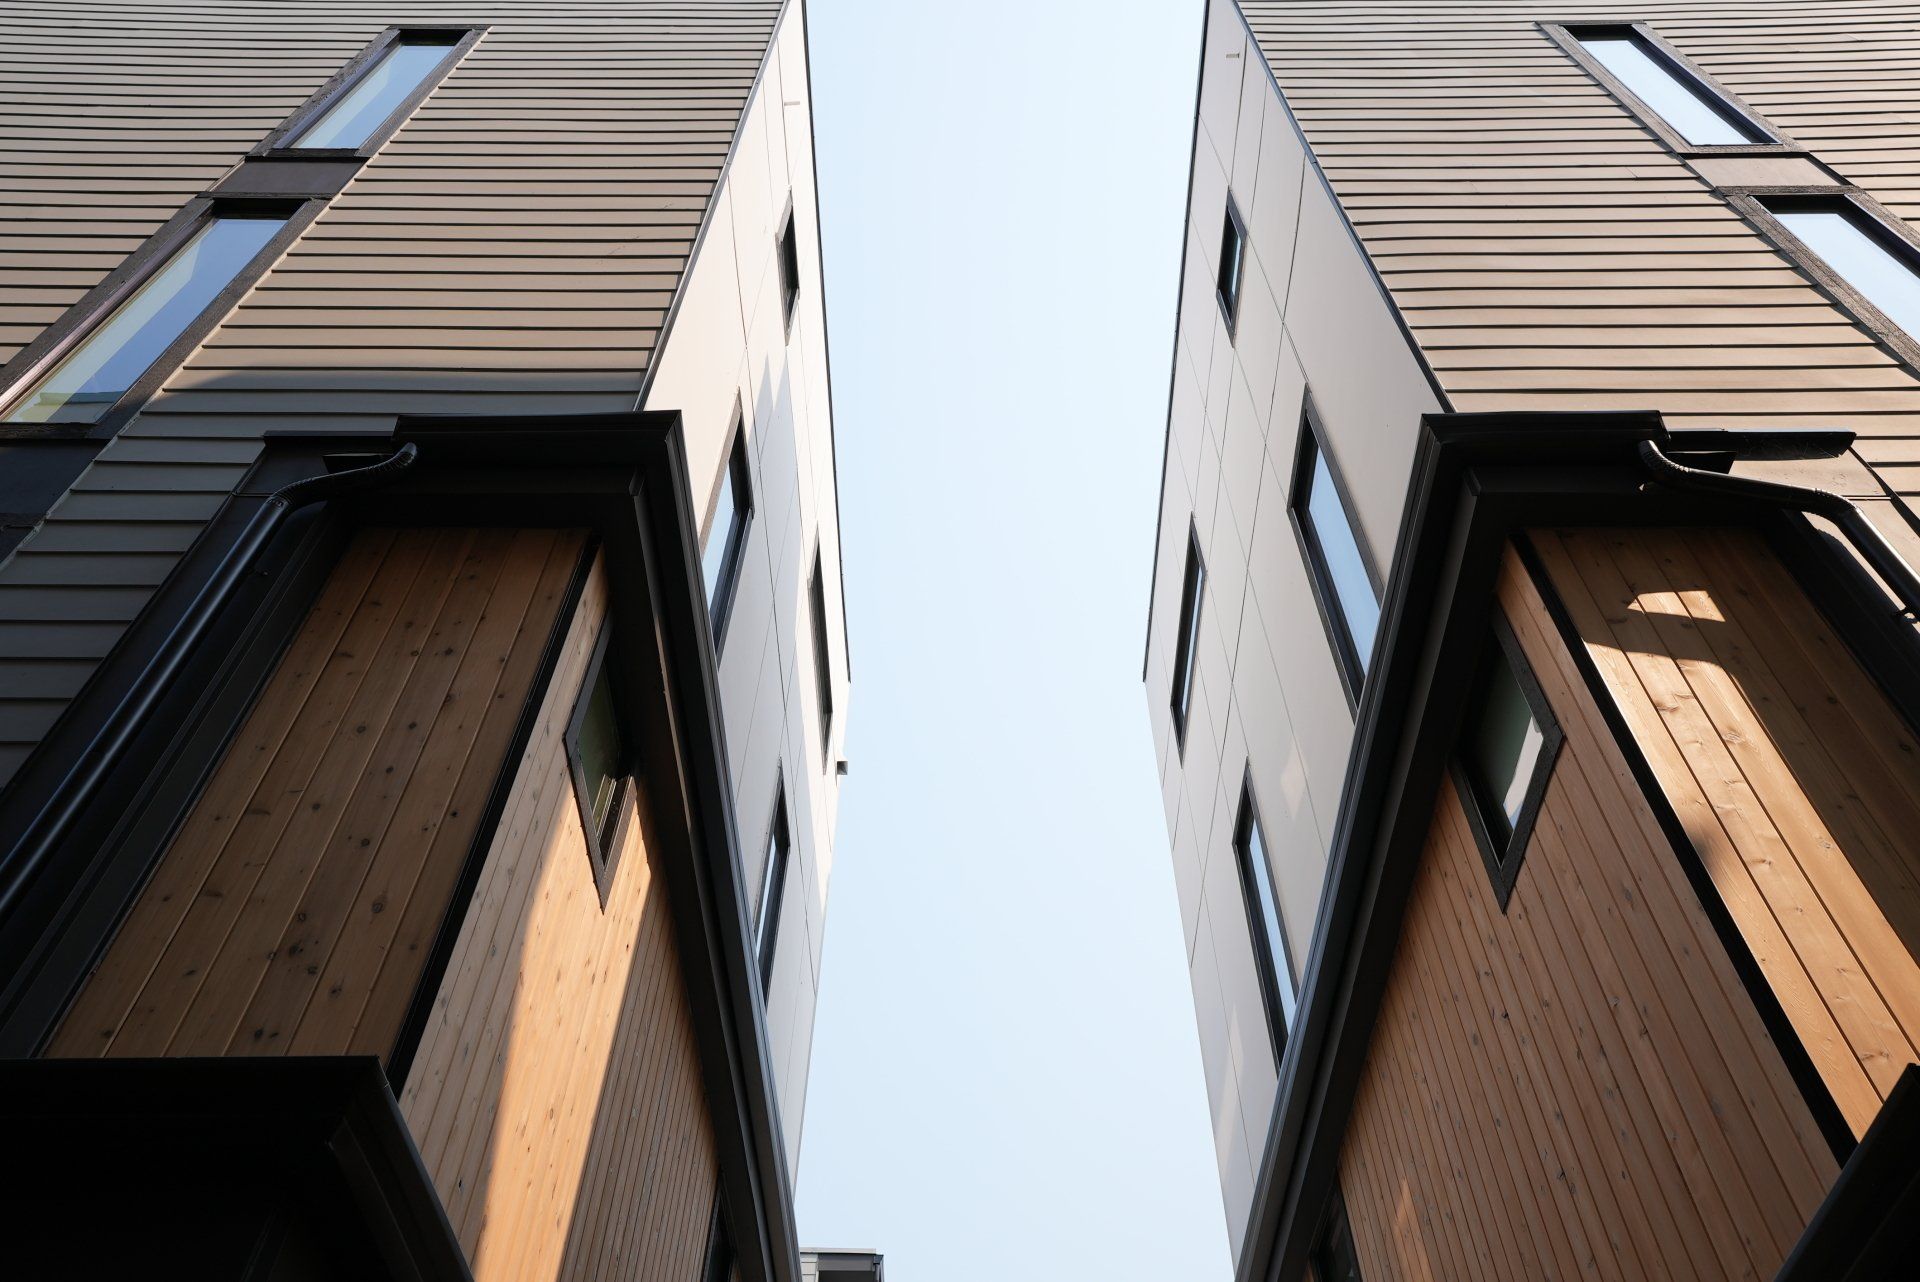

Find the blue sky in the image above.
[{"left": 794, "top": 2, "right": 1231, "bottom": 1276}]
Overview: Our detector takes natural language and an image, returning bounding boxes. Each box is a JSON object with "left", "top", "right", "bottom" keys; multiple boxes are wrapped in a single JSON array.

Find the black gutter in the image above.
[
  {"left": 0, "top": 443, "right": 417, "bottom": 934},
  {"left": 1636, "top": 437, "right": 1920, "bottom": 621}
]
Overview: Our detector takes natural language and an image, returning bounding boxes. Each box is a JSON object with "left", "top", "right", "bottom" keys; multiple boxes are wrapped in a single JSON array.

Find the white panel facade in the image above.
[
  {"left": 1143, "top": 0, "right": 1442, "bottom": 1258},
  {"left": 641, "top": 0, "right": 847, "bottom": 1181}
]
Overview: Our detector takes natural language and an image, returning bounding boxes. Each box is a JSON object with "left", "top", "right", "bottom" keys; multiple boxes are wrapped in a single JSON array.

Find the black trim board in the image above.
[
  {"left": 1235, "top": 411, "right": 1902, "bottom": 1282},
  {"left": 0, "top": 411, "right": 804, "bottom": 1282}
]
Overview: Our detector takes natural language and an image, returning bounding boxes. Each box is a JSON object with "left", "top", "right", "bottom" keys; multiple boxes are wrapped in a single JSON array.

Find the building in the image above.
[
  {"left": 1145, "top": 2, "right": 1920, "bottom": 1278},
  {"left": 801, "top": 1249, "right": 885, "bottom": 1282},
  {"left": 0, "top": 3, "right": 850, "bottom": 1280}
]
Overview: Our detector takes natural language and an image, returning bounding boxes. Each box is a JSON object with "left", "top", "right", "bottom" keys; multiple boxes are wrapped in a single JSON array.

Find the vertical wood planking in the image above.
[{"left": 1337, "top": 544, "right": 1840, "bottom": 1281}]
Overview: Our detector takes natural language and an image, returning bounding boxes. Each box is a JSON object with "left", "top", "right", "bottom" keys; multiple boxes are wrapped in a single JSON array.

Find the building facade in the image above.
[
  {"left": 1146, "top": 2, "right": 1920, "bottom": 1278},
  {"left": 0, "top": 3, "right": 849, "bottom": 1280}
]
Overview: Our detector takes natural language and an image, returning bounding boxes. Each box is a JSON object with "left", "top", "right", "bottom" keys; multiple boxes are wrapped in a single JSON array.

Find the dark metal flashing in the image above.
[
  {"left": 0, "top": 410, "right": 802, "bottom": 1282},
  {"left": 1235, "top": 410, "right": 1902, "bottom": 1282},
  {"left": 0, "top": 1055, "right": 470, "bottom": 1281},
  {"left": 1776, "top": 1063, "right": 1920, "bottom": 1282},
  {"left": 1541, "top": 21, "right": 1803, "bottom": 158}
]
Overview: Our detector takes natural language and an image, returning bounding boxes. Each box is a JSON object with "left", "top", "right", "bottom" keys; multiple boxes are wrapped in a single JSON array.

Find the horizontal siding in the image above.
[
  {"left": 1236, "top": 0, "right": 1920, "bottom": 451},
  {"left": 1339, "top": 546, "right": 1836, "bottom": 1282},
  {"left": 0, "top": 0, "right": 785, "bottom": 793}
]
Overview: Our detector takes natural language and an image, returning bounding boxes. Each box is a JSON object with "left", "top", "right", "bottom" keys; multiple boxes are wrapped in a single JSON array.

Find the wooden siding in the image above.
[
  {"left": 47, "top": 525, "right": 586, "bottom": 1060},
  {"left": 1535, "top": 526, "right": 1920, "bottom": 1138},
  {"left": 1338, "top": 545, "right": 1837, "bottom": 1282},
  {"left": 399, "top": 551, "right": 720, "bottom": 1281},
  {"left": 1234, "top": 2, "right": 1920, "bottom": 438},
  {"left": 0, "top": 0, "right": 786, "bottom": 791}
]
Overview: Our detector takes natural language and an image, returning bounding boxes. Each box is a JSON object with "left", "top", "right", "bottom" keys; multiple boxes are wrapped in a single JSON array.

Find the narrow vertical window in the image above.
[
  {"left": 1308, "top": 1192, "right": 1365, "bottom": 1282},
  {"left": 777, "top": 203, "right": 801, "bottom": 334},
  {"left": 1452, "top": 618, "right": 1563, "bottom": 911},
  {"left": 3, "top": 213, "right": 289, "bottom": 425},
  {"left": 1290, "top": 402, "right": 1380, "bottom": 706},
  {"left": 1234, "top": 777, "right": 1298, "bottom": 1066},
  {"left": 755, "top": 780, "right": 791, "bottom": 991},
  {"left": 1763, "top": 198, "right": 1920, "bottom": 344},
  {"left": 1563, "top": 25, "right": 1770, "bottom": 147},
  {"left": 1169, "top": 527, "right": 1206, "bottom": 751},
  {"left": 288, "top": 33, "right": 463, "bottom": 151},
  {"left": 702, "top": 410, "right": 754, "bottom": 647},
  {"left": 1216, "top": 195, "right": 1247, "bottom": 336},
  {"left": 565, "top": 625, "right": 633, "bottom": 906},
  {"left": 703, "top": 1195, "right": 738, "bottom": 1282},
  {"left": 808, "top": 550, "right": 835, "bottom": 751}
]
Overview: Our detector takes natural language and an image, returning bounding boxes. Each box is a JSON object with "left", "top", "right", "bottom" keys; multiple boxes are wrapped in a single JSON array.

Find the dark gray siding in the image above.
[{"left": 0, "top": 0, "right": 784, "bottom": 789}]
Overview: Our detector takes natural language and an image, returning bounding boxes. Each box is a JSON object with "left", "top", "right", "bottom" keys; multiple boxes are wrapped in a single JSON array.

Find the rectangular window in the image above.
[
  {"left": 1764, "top": 197, "right": 1920, "bottom": 345},
  {"left": 565, "top": 625, "right": 633, "bottom": 906},
  {"left": 288, "top": 32, "right": 463, "bottom": 151},
  {"left": 1452, "top": 617, "right": 1563, "bottom": 911},
  {"left": 1561, "top": 25, "right": 1773, "bottom": 148},
  {"left": 3, "top": 213, "right": 288, "bottom": 425},
  {"left": 1234, "top": 777, "right": 1298, "bottom": 1066},
  {"left": 809, "top": 549, "right": 835, "bottom": 750},
  {"left": 702, "top": 411, "right": 754, "bottom": 647},
  {"left": 1217, "top": 195, "right": 1247, "bottom": 335},
  {"left": 755, "top": 780, "right": 791, "bottom": 991},
  {"left": 1290, "top": 402, "right": 1380, "bottom": 707},
  {"left": 1169, "top": 527, "right": 1205, "bottom": 751},
  {"left": 777, "top": 203, "right": 801, "bottom": 333}
]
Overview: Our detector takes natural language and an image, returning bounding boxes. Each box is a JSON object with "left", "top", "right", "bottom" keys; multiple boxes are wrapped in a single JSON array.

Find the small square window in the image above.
[
  {"left": 1234, "top": 776, "right": 1298, "bottom": 1066},
  {"left": 1169, "top": 526, "right": 1206, "bottom": 751},
  {"left": 777, "top": 203, "right": 801, "bottom": 334},
  {"left": 1290, "top": 399, "right": 1381, "bottom": 708},
  {"left": 755, "top": 778, "right": 791, "bottom": 991},
  {"left": 1217, "top": 196, "right": 1247, "bottom": 336},
  {"left": 1451, "top": 617, "right": 1563, "bottom": 911},
  {"left": 565, "top": 624, "right": 633, "bottom": 907},
  {"left": 808, "top": 549, "right": 835, "bottom": 752},
  {"left": 702, "top": 409, "right": 754, "bottom": 648}
]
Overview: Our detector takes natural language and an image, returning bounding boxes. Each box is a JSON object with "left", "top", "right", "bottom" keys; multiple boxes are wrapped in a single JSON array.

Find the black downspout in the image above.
[
  {"left": 0, "top": 443, "right": 419, "bottom": 931},
  {"left": 1637, "top": 439, "right": 1920, "bottom": 623}
]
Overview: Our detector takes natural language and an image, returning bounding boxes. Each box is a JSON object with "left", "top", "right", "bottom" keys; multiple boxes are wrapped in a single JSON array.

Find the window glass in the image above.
[
  {"left": 292, "top": 40, "right": 454, "bottom": 149},
  {"left": 1578, "top": 34, "right": 1760, "bottom": 146},
  {"left": 1305, "top": 447, "right": 1379, "bottom": 671},
  {"left": 5, "top": 216, "right": 285, "bottom": 425},
  {"left": 1772, "top": 206, "right": 1920, "bottom": 341},
  {"left": 778, "top": 208, "right": 801, "bottom": 325},
  {"left": 703, "top": 428, "right": 752, "bottom": 638},
  {"left": 1238, "top": 792, "right": 1298, "bottom": 1064},
  {"left": 1466, "top": 647, "right": 1546, "bottom": 836},
  {"left": 1170, "top": 535, "right": 1205, "bottom": 741},
  {"left": 810, "top": 553, "right": 834, "bottom": 743},
  {"left": 756, "top": 791, "right": 790, "bottom": 988},
  {"left": 1217, "top": 201, "right": 1246, "bottom": 326},
  {"left": 575, "top": 658, "right": 628, "bottom": 847},
  {"left": 703, "top": 451, "right": 740, "bottom": 608}
]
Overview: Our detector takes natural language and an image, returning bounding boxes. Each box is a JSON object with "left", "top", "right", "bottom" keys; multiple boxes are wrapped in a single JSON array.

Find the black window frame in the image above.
[
  {"left": 701, "top": 1191, "right": 737, "bottom": 1282},
  {"left": 1543, "top": 22, "right": 1795, "bottom": 157},
  {"left": 754, "top": 774, "right": 791, "bottom": 993},
  {"left": 1450, "top": 614, "right": 1564, "bottom": 912},
  {"left": 1216, "top": 193, "right": 1248, "bottom": 338},
  {"left": 0, "top": 196, "right": 321, "bottom": 440},
  {"left": 253, "top": 26, "right": 482, "bottom": 161},
  {"left": 1233, "top": 773, "right": 1297, "bottom": 1066},
  {"left": 1726, "top": 185, "right": 1920, "bottom": 374},
  {"left": 1308, "top": 1190, "right": 1364, "bottom": 1282},
  {"left": 808, "top": 546, "right": 835, "bottom": 757},
  {"left": 701, "top": 402, "right": 755, "bottom": 651},
  {"left": 776, "top": 197, "right": 801, "bottom": 338},
  {"left": 1169, "top": 523, "right": 1206, "bottom": 754},
  {"left": 563, "top": 622, "right": 634, "bottom": 908},
  {"left": 1288, "top": 396, "right": 1382, "bottom": 711}
]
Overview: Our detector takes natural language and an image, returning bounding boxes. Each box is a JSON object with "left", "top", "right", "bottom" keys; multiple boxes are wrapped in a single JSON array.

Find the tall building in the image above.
[
  {"left": 1146, "top": 2, "right": 1920, "bottom": 1278},
  {"left": 0, "top": 3, "right": 850, "bottom": 1279}
]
